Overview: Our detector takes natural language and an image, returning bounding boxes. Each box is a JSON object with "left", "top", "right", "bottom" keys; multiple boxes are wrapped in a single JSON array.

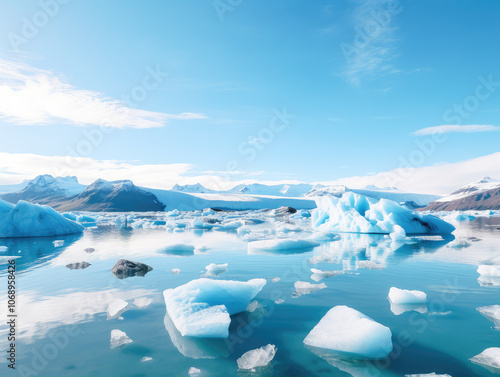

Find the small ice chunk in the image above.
[
  {"left": 218, "top": 221, "right": 243, "bottom": 231},
  {"left": 388, "top": 287, "right": 427, "bottom": 305},
  {"left": 237, "top": 344, "right": 277, "bottom": 370},
  {"left": 356, "top": 261, "right": 385, "bottom": 270},
  {"left": 294, "top": 281, "right": 327, "bottom": 296},
  {"left": 470, "top": 347, "right": 500, "bottom": 372},
  {"left": 53, "top": 240, "right": 65, "bottom": 247},
  {"left": 271, "top": 277, "right": 281, "bottom": 283},
  {"left": 163, "top": 278, "right": 266, "bottom": 338},
  {"left": 405, "top": 374, "right": 452, "bottom": 377},
  {"left": 0, "top": 246, "right": 7, "bottom": 252},
  {"left": 195, "top": 245, "right": 210, "bottom": 252},
  {"left": 447, "top": 238, "right": 471, "bottom": 249},
  {"left": 477, "top": 305, "right": 500, "bottom": 329},
  {"left": 134, "top": 297, "right": 153, "bottom": 309},
  {"left": 140, "top": 356, "right": 153, "bottom": 362},
  {"left": 110, "top": 329, "right": 132, "bottom": 349},
  {"left": 188, "top": 367, "right": 201, "bottom": 376},
  {"left": 274, "top": 299, "right": 284, "bottom": 304},
  {"left": 172, "top": 268, "right": 181, "bottom": 274},
  {"left": 246, "top": 300, "right": 262, "bottom": 313},
  {"left": 478, "top": 265, "right": 500, "bottom": 277},
  {"left": 204, "top": 263, "right": 228, "bottom": 277},
  {"left": 107, "top": 298, "right": 128, "bottom": 319},
  {"left": 303, "top": 305, "right": 393, "bottom": 359},
  {"left": 310, "top": 268, "right": 343, "bottom": 282},
  {"left": 248, "top": 238, "right": 320, "bottom": 254}
]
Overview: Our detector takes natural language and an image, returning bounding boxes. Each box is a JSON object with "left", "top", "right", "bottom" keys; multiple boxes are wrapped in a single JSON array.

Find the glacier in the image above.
[
  {"left": 311, "top": 192, "right": 455, "bottom": 235},
  {"left": 0, "top": 199, "right": 84, "bottom": 238},
  {"left": 163, "top": 278, "right": 266, "bottom": 338},
  {"left": 303, "top": 305, "right": 393, "bottom": 359}
]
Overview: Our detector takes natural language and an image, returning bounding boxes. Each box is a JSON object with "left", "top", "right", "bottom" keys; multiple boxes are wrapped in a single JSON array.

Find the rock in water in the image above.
[
  {"left": 163, "top": 278, "right": 266, "bottom": 338},
  {"left": 273, "top": 206, "right": 297, "bottom": 216},
  {"left": 65, "top": 262, "right": 91, "bottom": 270},
  {"left": 304, "top": 305, "right": 393, "bottom": 359},
  {"left": 237, "top": 344, "right": 277, "bottom": 370},
  {"left": 111, "top": 259, "right": 153, "bottom": 279},
  {"left": 0, "top": 199, "right": 84, "bottom": 238},
  {"left": 110, "top": 329, "right": 132, "bottom": 349}
]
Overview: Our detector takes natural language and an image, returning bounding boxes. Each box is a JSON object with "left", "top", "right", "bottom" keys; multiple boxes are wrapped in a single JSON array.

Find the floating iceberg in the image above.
[
  {"left": 163, "top": 278, "right": 266, "bottom": 338},
  {"left": 140, "top": 356, "right": 153, "bottom": 362},
  {"left": 172, "top": 268, "right": 181, "bottom": 274},
  {"left": 312, "top": 193, "right": 455, "bottom": 234},
  {"left": 478, "top": 265, "right": 500, "bottom": 277},
  {"left": 0, "top": 199, "right": 84, "bottom": 238},
  {"left": 134, "top": 297, "right": 153, "bottom": 309},
  {"left": 110, "top": 329, "right": 132, "bottom": 349},
  {"left": 310, "top": 268, "right": 343, "bottom": 282},
  {"left": 470, "top": 347, "right": 500, "bottom": 372},
  {"left": 477, "top": 305, "right": 500, "bottom": 329},
  {"left": 204, "top": 263, "right": 228, "bottom": 277},
  {"left": 188, "top": 367, "right": 201, "bottom": 376},
  {"left": 303, "top": 306, "right": 393, "bottom": 359},
  {"left": 405, "top": 374, "right": 452, "bottom": 377},
  {"left": 388, "top": 287, "right": 427, "bottom": 305},
  {"left": 248, "top": 238, "right": 320, "bottom": 254},
  {"left": 237, "top": 344, "right": 277, "bottom": 370},
  {"left": 294, "top": 281, "right": 327, "bottom": 296},
  {"left": 107, "top": 298, "right": 128, "bottom": 319}
]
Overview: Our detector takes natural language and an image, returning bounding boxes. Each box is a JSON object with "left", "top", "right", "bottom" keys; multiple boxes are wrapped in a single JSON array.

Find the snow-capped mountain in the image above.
[
  {"left": 1, "top": 175, "right": 86, "bottom": 204},
  {"left": 171, "top": 183, "right": 215, "bottom": 193},
  {"left": 228, "top": 183, "right": 313, "bottom": 197},
  {"left": 305, "top": 184, "right": 440, "bottom": 208},
  {"left": 424, "top": 177, "right": 500, "bottom": 211},
  {"left": 56, "top": 179, "right": 166, "bottom": 212}
]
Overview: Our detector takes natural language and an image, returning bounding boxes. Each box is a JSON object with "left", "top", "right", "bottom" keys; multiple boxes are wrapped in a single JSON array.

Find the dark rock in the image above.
[
  {"left": 66, "top": 262, "right": 91, "bottom": 270},
  {"left": 274, "top": 206, "right": 297, "bottom": 216},
  {"left": 85, "top": 247, "right": 96, "bottom": 253},
  {"left": 111, "top": 259, "right": 153, "bottom": 279},
  {"left": 201, "top": 217, "right": 221, "bottom": 224}
]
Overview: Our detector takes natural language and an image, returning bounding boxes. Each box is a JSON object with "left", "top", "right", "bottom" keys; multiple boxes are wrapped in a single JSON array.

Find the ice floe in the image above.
[
  {"left": 294, "top": 281, "right": 327, "bottom": 296},
  {"left": 134, "top": 297, "right": 153, "bottom": 309},
  {"left": 110, "top": 329, "right": 132, "bottom": 349},
  {"left": 478, "top": 265, "right": 500, "bottom": 277},
  {"left": 237, "top": 344, "right": 277, "bottom": 370},
  {"left": 477, "top": 305, "right": 500, "bottom": 329},
  {"left": 107, "top": 298, "right": 128, "bottom": 319},
  {"left": 188, "top": 367, "right": 201, "bottom": 376},
  {"left": 140, "top": 356, "right": 153, "bottom": 362},
  {"left": 172, "top": 268, "right": 181, "bottom": 274},
  {"left": 310, "top": 268, "right": 343, "bottom": 282},
  {"left": 388, "top": 287, "right": 427, "bottom": 305},
  {"left": 405, "top": 374, "right": 452, "bottom": 377},
  {"left": 160, "top": 243, "right": 195, "bottom": 256},
  {"left": 204, "top": 263, "right": 228, "bottom": 277},
  {"left": 0, "top": 199, "right": 84, "bottom": 238},
  {"left": 163, "top": 278, "right": 266, "bottom": 338},
  {"left": 303, "top": 305, "right": 393, "bottom": 359},
  {"left": 470, "top": 347, "right": 500, "bottom": 372},
  {"left": 248, "top": 238, "right": 320, "bottom": 254},
  {"left": 312, "top": 192, "right": 455, "bottom": 235}
]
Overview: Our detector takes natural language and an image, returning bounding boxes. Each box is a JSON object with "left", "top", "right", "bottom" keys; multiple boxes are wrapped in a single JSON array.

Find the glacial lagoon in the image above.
[{"left": 1, "top": 211, "right": 499, "bottom": 377}]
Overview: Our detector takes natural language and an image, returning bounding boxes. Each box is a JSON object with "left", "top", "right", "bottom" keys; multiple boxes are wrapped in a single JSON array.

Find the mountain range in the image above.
[{"left": 0, "top": 175, "right": 498, "bottom": 212}]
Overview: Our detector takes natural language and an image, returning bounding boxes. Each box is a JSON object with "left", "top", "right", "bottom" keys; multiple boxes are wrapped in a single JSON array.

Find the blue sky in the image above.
[{"left": 0, "top": 0, "right": 500, "bottom": 193}]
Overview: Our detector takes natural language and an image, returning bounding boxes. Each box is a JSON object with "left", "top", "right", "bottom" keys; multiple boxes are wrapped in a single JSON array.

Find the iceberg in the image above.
[
  {"left": 405, "top": 374, "right": 452, "bottom": 377},
  {"left": 303, "top": 306, "right": 393, "bottom": 359},
  {"left": 388, "top": 287, "right": 427, "bottom": 305},
  {"left": 312, "top": 192, "right": 455, "bottom": 235},
  {"left": 163, "top": 278, "right": 266, "bottom": 338},
  {"left": 470, "top": 347, "right": 500, "bottom": 372},
  {"left": 0, "top": 199, "right": 84, "bottom": 238},
  {"left": 477, "top": 305, "right": 500, "bottom": 329},
  {"left": 134, "top": 297, "right": 153, "bottom": 309},
  {"left": 110, "top": 329, "right": 132, "bottom": 349},
  {"left": 107, "top": 298, "right": 128, "bottom": 319},
  {"left": 478, "top": 265, "right": 500, "bottom": 277},
  {"left": 294, "top": 281, "right": 327, "bottom": 296},
  {"left": 140, "top": 356, "right": 153, "bottom": 362},
  {"left": 172, "top": 268, "right": 181, "bottom": 274},
  {"left": 237, "top": 344, "right": 277, "bottom": 370},
  {"left": 188, "top": 367, "right": 201, "bottom": 376},
  {"left": 204, "top": 263, "right": 228, "bottom": 277},
  {"left": 310, "top": 268, "right": 343, "bottom": 282},
  {"left": 248, "top": 238, "right": 320, "bottom": 254}
]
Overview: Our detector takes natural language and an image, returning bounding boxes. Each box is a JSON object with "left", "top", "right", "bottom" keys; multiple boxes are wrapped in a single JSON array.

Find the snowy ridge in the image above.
[{"left": 436, "top": 177, "right": 500, "bottom": 203}]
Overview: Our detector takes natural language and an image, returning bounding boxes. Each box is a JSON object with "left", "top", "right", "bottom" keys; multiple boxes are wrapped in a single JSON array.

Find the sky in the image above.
[{"left": 0, "top": 0, "right": 499, "bottom": 194}]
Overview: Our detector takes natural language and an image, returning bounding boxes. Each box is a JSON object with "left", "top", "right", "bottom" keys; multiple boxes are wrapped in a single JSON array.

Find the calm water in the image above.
[{"left": 0, "top": 211, "right": 499, "bottom": 377}]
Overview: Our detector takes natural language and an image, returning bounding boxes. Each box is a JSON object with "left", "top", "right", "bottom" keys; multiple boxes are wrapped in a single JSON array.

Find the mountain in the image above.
[
  {"left": 423, "top": 177, "right": 500, "bottom": 211},
  {"left": 171, "top": 183, "right": 215, "bottom": 193},
  {"left": 228, "top": 183, "right": 313, "bottom": 197},
  {"left": 55, "top": 179, "right": 166, "bottom": 212},
  {"left": 1, "top": 175, "right": 86, "bottom": 204},
  {"left": 306, "top": 184, "right": 440, "bottom": 208}
]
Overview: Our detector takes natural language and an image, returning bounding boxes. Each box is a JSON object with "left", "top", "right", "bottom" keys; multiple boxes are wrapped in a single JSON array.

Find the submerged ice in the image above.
[
  {"left": 163, "top": 278, "right": 266, "bottom": 338},
  {"left": 237, "top": 344, "right": 277, "bottom": 370},
  {"left": 312, "top": 192, "right": 455, "bottom": 235}
]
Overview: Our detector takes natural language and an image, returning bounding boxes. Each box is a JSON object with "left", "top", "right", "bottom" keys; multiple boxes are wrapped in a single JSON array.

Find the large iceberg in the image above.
[
  {"left": 303, "top": 305, "right": 393, "bottom": 359},
  {"left": 312, "top": 193, "right": 455, "bottom": 234},
  {"left": 470, "top": 347, "right": 500, "bottom": 372},
  {"left": 0, "top": 199, "right": 84, "bottom": 238},
  {"left": 163, "top": 278, "right": 266, "bottom": 338}
]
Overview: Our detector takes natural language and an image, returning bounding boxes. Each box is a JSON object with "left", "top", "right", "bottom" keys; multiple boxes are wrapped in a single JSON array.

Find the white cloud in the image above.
[
  {"left": 318, "top": 152, "right": 500, "bottom": 195},
  {"left": 341, "top": 0, "right": 401, "bottom": 86},
  {"left": 414, "top": 124, "right": 500, "bottom": 136},
  {"left": 0, "top": 58, "right": 207, "bottom": 128}
]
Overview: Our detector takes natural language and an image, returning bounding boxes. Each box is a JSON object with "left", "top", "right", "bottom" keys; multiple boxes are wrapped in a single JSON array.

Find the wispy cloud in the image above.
[
  {"left": 0, "top": 58, "right": 207, "bottom": 128},
  {"left": 341, "top": 0, "right": 401, "bottom": 86},
  {"left": 414, "top": 124, "right": 500, "bottom": 136}
]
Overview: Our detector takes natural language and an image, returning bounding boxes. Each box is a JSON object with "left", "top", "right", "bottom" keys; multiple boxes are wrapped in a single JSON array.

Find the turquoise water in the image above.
[{"left": 1, "top": 212, "right": 499, "bottom": 376}]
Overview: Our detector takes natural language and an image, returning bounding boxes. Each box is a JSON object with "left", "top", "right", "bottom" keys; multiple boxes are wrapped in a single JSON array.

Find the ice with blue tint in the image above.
[
  {"left": 0, "top": 199, "right": 84, "bottom": 238},
  {"left": 247, "top": 238, "right": 320, "bottom": 254},
  {"left": 388, "top": 287, "right": 427, "bottom": 305},
  {"left": 312, "top": 192, "right": 455, "bottom": 234},
  {"left": 304, "top": 305, "right": 393, "bottom": 359},
  {"left": 163, "top": 278, "right": 266, "bottom": 338}
]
